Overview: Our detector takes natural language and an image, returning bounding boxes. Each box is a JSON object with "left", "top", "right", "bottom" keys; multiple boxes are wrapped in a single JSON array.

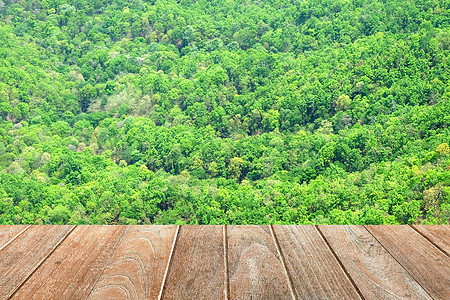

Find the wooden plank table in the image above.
[
  {"left": 273, "top": 225, "right": 361, "bottom": 299},
  {"left": 0, "top": 225, "right": 448, "bottom": 300},
  {"left": 366, "top": 225, "right": 450, "bottom": 299},
  {"left": 318, "top": 225, "right": 431, "bottom": 299},
  {"left": 11, "top": 226, "right": 127, "bottom": 300},
  {"left": 227, "top": 225, "right": 293, "bottom": 300},
  {"left": 88, "top": 225, "right": 177, "bottom": 300},
  {"left": 160, "top": 225, "right": 226, "bottom": 300}
]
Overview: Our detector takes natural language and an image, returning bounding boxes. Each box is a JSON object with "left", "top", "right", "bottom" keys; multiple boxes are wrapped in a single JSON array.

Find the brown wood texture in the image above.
[
  {"left": 319, "top": 225, "right": 431, "bottom": 299},
  {"left": 367, "top": 225, "right": 450, "bottom": 299},
  {"left": 0, "top": 225, "right": 449, "bottom": 299},
  {"left": 88, "top": 225, "right": 178, "bottom": 300},
  {"left": 412, "top": 225, "right": 449, "bottom": 255},
  {"left": 273, "top": 225, "right": 361, "bottom": 300},
  {"left": 0, "top": 225, "right": 74, "bottom": 299},
  {"left": 161, "top": 225, "right": 226, "bottom": 300},
  {"left": 0, "top": 225, "right": 29, "bottom": 249},
  {"left": 11, "top": 225, "right": 127, "bottom": 300},
  {"left": 227, "top": 225, "right": 293, "bottom": 300}
]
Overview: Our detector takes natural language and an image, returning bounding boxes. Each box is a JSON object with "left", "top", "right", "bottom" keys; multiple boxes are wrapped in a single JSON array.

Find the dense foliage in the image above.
[{"left": 0, "top": 0, "right": 449, "bottom": 224}]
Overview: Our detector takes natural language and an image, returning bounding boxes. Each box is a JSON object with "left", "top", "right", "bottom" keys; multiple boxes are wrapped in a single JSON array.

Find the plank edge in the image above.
[
  {"left": 157, "top": 224, "right": 180, "bottom": 300},
  {"left": 270, "top": 225, "right": 298, "bottom": 300},
  {"left": 316, "top": 225, "right": 365, "bottom": 300},
  {"left": 410, "top": 225, "right": 449, "bottom": 257},
  {"left": 8, "top": 225, "right": 77, "bottom": 299},
  {"left": 223, "top": 225, "right": 230, "bottom": 300},
  {"left": 0, "top": 225, "right": 32, "bottom": 252},
  {"left": 363, "top": 225, "right": 435, "bottom": 300}
]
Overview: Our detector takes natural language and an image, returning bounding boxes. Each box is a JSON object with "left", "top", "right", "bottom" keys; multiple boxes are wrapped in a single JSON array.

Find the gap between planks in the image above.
[
  {"left": 315, "top": 225, "right": 365, "bottom": 300},
  {"left": 157, "top": 225, "right": 181, "bottom": 300},
  {"left": 363, "top": 225, "right": 435, "bottom": 300},
  {"left": 157, "top": 225, "right": 229, "bottom": 300},
  {"left": 0, "top": 225, "right": 32, "bottom": 252},
  {"left": 8, "top": 225, "right": 77, "bottom": 299},
  {"left": 223, "top": 225, "right": 230, "bottom": 300},
  {"left": 409, "top": 225, "right": 449, "bottom": 257},
  {"left": 269, "top": 225, "right": 298, "bottom": 300}
]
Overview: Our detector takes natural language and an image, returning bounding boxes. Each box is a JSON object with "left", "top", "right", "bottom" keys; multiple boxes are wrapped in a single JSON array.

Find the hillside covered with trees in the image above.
[{"left": 0, "top": 0, "right": 449, "bottom": 225}]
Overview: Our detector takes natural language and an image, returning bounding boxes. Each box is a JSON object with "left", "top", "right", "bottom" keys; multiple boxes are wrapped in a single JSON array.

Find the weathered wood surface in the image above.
[
  {"left": 0, "top": 225, "right": 448, "bottom": 300},
  {"left": 0, "top": 225, "right": 29, "bottom": 249},
  {"left": 11, "top": 225, "right": 127, "bottom": 300},
  {"left": 412, "top": 225, "right": 449, "bottom": 255},
  {"left": 319, "top": 225, "right": 431, "bottom": 300},
  {"left": 227, "top": 225, "right": 293, "bottom": 300},
  {"left": 0, "top": 225, "right": 74, "bottom": 299},
  {"left": 273, "top": 225, "right": 361, "bottom": 300},
  {"left": 160, "top": 225, "right": 226, "bottom": 300},
  {"left": 367, "top": 225, "right": 450, "bottom": 299},
  {"left": 88, "top": 225, "right": 178, "bottom": 300}
]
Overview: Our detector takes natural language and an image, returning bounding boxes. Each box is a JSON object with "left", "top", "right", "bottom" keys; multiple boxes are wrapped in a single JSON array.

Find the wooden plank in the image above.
[
  {"left": 367, "top": 225, "right": 450, "bottom": 299},
  {"left": 0, "top": 225, "right": 29, "bottom": 249},
  {"left": 319, "top": 225, "right": 431, "bottom": 299},
  {"left": 227, "top": 225, "right": 293, "bottom": 300},
  {"left": 161, "top": 225, "right": 226, "bottom": 300},
  {"left": 411, "top": 225, "right": 449, "bottom": 255},
  {"left": 88, "top": 225, "right": 178, "bottom": 300},
  {"left": 273, "top": 225, "right": 361, "bottom": 300},
  {"left": 11, "top": 225, "right": 127, "bottom": 300},
  {"left": 0, "top": 225, "right": 74, "bottom": 299}
]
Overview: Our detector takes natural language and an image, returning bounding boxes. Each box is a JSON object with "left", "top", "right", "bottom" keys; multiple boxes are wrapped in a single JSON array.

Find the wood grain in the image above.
[
  {"left": 367, "top": 225, "right": 450, "bottom": 299},
  {"left": 0, "top": 225, "right": 448, "bottom": 300},
  {"left": 227, "top": 225, "right": 293, "bottom": 300},
  {"left": 0, "top": 225, "right": 29, "bottom": 249},
  {"left": 273, "top": 225, "right": 361, "bottom": 300},
  {"left": 88, "top": 225, "right": 177, "bottom": 300},
  {"left": 411, "top": 225, "right": 449, "bottom": 256},
  {"left": 319, "top": 225, "right": 431, "bottom": 299},
  {"left": 0, "top": 225, "right": 74, "bottom": 299},
  {"left": 11, "top": 225, "right": 127, "bottom": 300},
  {"left": 161, "top": 225, "right": 226, "bottom": 300}
]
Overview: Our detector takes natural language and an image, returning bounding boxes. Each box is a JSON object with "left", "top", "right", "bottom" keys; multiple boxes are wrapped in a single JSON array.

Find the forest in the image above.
[{"left": 0, "top": 0, "right": 449, "bottom": 225}]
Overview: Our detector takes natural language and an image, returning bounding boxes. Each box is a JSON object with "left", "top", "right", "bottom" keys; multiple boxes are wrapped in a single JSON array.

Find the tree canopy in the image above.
[{"left": 0, "top": 0, "right": 449, "bottom": 225}]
